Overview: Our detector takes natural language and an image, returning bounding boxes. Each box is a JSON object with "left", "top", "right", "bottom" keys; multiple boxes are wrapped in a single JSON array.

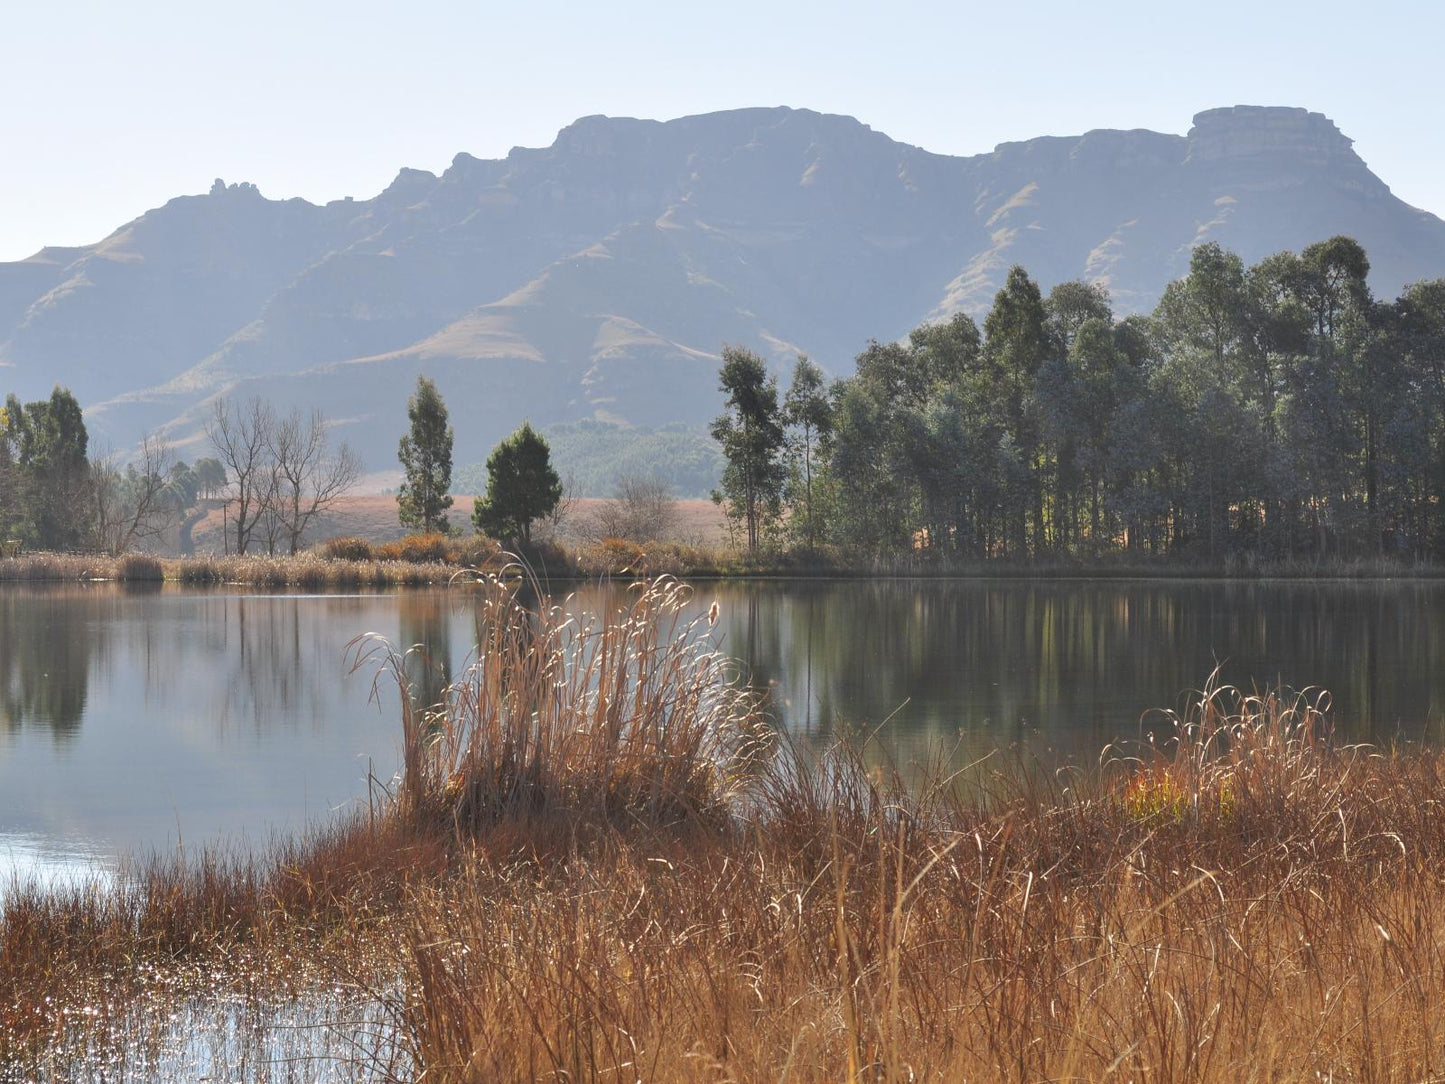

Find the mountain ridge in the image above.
[{"left": 3, "top": 104, "right": 1443, "bottom": 471}]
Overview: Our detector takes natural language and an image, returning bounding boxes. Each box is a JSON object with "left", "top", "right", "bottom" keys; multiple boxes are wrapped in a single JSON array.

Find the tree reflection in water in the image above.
[
  {"left": 399, "top": 592, "right": 453, "bottom": 718},
  {"left": 698, "top": 579, "right": 1445, "bottom": 767},
  {"left": 0, "top": 586, "right": 101, "bottom": 744},
  {"left": 0, "top": 579, "right": 1439, "bottom": 776}
]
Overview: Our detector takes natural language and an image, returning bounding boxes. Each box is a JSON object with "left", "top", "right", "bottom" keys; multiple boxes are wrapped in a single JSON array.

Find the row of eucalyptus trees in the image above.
[{"left": 715, "top": 237, "right": 1445, "bottom": 561}]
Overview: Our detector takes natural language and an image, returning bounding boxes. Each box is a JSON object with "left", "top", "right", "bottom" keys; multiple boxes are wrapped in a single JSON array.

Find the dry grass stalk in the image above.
[
  {"left": 390, "top": 675, "right": 1445, "bottom": 1082},
  {"left": 0, "top": 817, "right": 442, "bottom": 1066},
  {"left": 351, "top": 573, "right": 769, "bottom": 832}
]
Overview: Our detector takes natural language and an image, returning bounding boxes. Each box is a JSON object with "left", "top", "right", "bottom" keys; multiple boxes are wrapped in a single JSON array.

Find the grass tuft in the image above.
[{"left": 350, "top": 573, "right": 769, "bottom": 834}]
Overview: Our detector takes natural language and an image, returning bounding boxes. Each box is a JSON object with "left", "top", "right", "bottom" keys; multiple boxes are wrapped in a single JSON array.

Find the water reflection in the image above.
[
  {"left": 0, "top": 579, "right": 1441, "bottom": 875},
  {"left": 0, "top": 585, "right": 100, "bottom": 743},
  {"left": 398, "top": 592, "right": 453, "bottom": 715},
  {"left": 0, "top": 586, "right": 424, "bottom": 876},
  {"left": 686, "top": 579, "right": 1445, "bottom": 766}
]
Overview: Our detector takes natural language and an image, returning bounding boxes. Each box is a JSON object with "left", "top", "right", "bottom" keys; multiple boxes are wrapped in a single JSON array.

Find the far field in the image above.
[{"left": 186, "top": 495, "right": 730, "bottom": 554}]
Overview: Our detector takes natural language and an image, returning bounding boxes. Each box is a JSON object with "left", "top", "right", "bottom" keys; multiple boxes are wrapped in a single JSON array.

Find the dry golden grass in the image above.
[
  {"left": 5, "top": 577, "right": 1445, "bottom": 1081},
  {"left": 0, "top": 550, "right": 468, "bottom": 587},
  {"left": 389, "top": 676, "right": 1445, "bottom": 1081},
  {"left": 172, "top": 552, "right": 465, "bottom": 588},
  {"left": 0, "top": 817, "right": 442, "bottom": 1067},
  {"left": 348, "top": 574, "right": 768, "bottom": 833}
]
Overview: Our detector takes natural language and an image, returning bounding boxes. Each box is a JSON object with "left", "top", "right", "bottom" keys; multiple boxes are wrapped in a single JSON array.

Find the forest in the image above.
[{"left": 713, "top": 236, "right": 1445, "bottom": 562}]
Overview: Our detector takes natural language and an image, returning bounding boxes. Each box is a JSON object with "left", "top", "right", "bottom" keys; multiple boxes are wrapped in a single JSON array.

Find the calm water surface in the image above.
[{"left": 1, "top": 579, "right": 1442, "bottom": 883}]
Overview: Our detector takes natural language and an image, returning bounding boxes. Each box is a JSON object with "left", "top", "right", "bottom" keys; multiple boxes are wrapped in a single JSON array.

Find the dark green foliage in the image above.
[
  {"left": 720, "top": 237, "right": 1445, "bottom": 564},
  {"left": 471, "top": 422, "right": 562, "bottom": 548},
  {"left": 397, "top": 376, "right": 454, "bottom": 534},
  {"left": 0, "top": 401, "right": 18, "bottom": 542},
  {"left": 0, "top": 387, "right": 91, "bottom": 549},
  {"left": 783, "top": 356, "right": 833, "bottom": 549},
  {"left": 710, "top": 346, "right": 786, "bottom": 553}
]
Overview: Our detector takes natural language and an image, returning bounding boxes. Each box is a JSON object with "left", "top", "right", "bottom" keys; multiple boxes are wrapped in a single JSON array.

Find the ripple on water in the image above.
[
  {"left": 0, "top": 833, "right": 115, "bottom": 900},
  {"left": 4, "top": 989, "right": 406, "bottom": 1083}
]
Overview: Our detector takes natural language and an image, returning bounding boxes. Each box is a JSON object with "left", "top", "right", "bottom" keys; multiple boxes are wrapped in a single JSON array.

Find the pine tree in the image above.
[{"left": 472, "top": 421, "right": 562, "bottom": 548}]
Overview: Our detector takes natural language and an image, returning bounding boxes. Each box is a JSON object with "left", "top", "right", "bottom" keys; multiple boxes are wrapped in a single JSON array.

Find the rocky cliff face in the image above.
[
  {"left": 1185, "top": 106, "right": 1372, "bottom": 178},
  {"left": 2, "top": 105, "right": 1442, "bottom": 471}
]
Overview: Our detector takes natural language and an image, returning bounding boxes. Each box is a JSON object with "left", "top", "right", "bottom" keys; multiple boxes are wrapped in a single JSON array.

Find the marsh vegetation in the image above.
[{"left": 4, "top": 576, "right": 1445, "bottom": 1080}]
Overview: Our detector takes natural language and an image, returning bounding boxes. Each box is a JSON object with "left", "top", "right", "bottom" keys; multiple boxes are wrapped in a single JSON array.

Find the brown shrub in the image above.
[
  {"left": 375, "top": 533, "right": 453, "bottom": 564},
  {"left": 445, "top": 534, "right": 501, "bottom": 569},
  {"left": 320, "top": 536, "right": 376, "bottom": 561},
  {"left": 115, "top": 554, "right": 164, "bottom": 581}
]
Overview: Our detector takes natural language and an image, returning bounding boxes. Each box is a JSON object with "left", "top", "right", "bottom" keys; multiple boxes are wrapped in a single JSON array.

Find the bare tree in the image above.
[
  {"left": 90, "top": 432, "right": 180, "bottom": 554},
  {"left": 205, "top": 397, "right": 275, "bottom": 555},
  {"left": 269, "top": 408, "right": 362, "bottom": 554},
  {"left": 583, "top": 474, "right": 679, "bottom": 544},
  {"left": 255, "top": 467, "right": 286, "bottom": 555},
  {"left": 529, "top": 471, "right": 579, "bottom": 545}
]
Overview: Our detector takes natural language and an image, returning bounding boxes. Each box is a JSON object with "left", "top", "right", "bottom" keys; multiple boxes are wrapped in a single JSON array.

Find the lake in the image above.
[{"left": 1, "top": 578, "right": 1442, "bottom": 884}]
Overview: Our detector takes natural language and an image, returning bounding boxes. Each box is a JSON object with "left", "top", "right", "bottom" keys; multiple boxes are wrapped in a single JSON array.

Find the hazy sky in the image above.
[{"left": 3, "top": 0, "right": 1441, "bottom": 261}]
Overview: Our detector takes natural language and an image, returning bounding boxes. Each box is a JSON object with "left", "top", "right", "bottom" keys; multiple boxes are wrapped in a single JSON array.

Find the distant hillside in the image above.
[
  {"left": 454, "top": 422, "right": 725, "bottom": 499},
  {"left": 3, "top": 104, "right": 1443, "bottom": 471}
]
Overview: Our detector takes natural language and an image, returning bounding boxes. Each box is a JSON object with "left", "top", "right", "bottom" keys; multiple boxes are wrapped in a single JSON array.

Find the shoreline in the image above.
[{"left": 1, "top": 548, "right": 1442, "bottom": 587}]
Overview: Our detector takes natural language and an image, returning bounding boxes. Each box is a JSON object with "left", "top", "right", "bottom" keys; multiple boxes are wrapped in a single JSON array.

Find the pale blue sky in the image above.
[{"left": 3, "top": 0, "right": 1441, "bottom": 261}]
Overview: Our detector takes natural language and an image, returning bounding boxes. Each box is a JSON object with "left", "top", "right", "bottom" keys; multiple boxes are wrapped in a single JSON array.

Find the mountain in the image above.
[{"left": 3, "top": 104, "right": 1444, "bottom": 473}]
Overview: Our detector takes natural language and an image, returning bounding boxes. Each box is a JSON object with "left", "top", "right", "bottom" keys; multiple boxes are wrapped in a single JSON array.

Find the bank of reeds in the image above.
[
  {"left": 555, "top": 539, "right": 1445, "bottom": 581},
  {"left": 350, "top": 574, "right": 769, "bottom": 834},
  {"left": 7, "top": 577, "right": 1445, "bottom": 1080},
  {"left": 2, "top": 538, "right": 1439, "bottom": 586},
  {"left": 0, "top": 552, "right": 128, "bottom": 582},
  {"left": 378, "top": 664, "right": 1445, "bottom": 1081},
  {"left": 0, "top": 550, "right": 469, "bottom": 586},
  {"left": 0, "top": 817, "right": 443, "bottom": 1064},
  {"left": 173, "top": 552, "right": 464, "bottom": 588}
]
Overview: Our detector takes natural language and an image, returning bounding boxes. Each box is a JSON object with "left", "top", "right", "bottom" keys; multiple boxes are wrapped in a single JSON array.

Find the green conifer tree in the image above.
[
  {"left": 397, "top": 376, "right": 454, "bottom": 534},
  {"left": 472, "top": 421, "right": 562, "bottom": 548}
]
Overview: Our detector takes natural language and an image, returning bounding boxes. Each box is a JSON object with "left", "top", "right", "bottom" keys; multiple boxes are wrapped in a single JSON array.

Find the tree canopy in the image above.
[
  {"left": 1, "top": 387, "right": 91, "bottom": 549},
  {"left": 715, "top": 237, "right": 1445, "bottom": 564},
  {"left": 397, "top": 376, "right": 454, "bottom": 534},
  {"left": 710, "top": 345, "right": 786, "bottom": 553},
  {"left": 471, "top": 421, "right": 562, "bottom": 548}
]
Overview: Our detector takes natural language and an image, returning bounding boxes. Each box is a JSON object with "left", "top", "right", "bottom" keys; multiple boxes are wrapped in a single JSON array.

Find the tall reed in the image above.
[
  {"left": 389, "top": 671, "right": 1445, "bottom": 1082},
  {"left": 350, "top": 573, "right": 769, "bottom": 832}
]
